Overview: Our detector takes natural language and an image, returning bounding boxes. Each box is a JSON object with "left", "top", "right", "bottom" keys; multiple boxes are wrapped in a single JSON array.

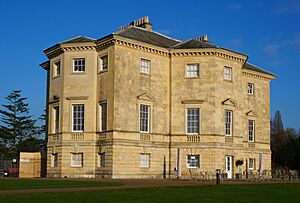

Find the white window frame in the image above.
[
  {"left": 140, "top": 59, "right": 151, "bottom": 74},
  {"left": 72, "top": 104, "right": 84, "bottom": 132},
  {"left": 225, "top": 110, "right": 233, "bottom": 136},
  {"left": 53, "top": 60, "right": 61, "bottom": 77},
  {"left": 51, "top": 153, "right": 58, "bottom": 167},
  {"left": 248, "top": 83, "right": 254, "bottom": 95},
  {"left": 186, "top": 108, "right": 200, "bottom": 134},
  {"left": 71, "top": 153, "right": 83, "bottom": 167},
  {"left": 99, "top": 55, "right": 108, "bottom": 72},
  {"left": 248, "top": 120, "right": 255, "bottom": 142},
  {"left": 186, "top": 154, "right": 200, "bottom": 168},
  {"left": 139, "top": 104, "right": 150, "bottom": 133},
  {"left": 140, "top": 153, "right": 150, "bottom": 168},
  {"left": 99, "top": 101, "right": 107, "bottom": 132},
  {"left": 53, "top": 106, "right": 59, "bottom": 134},
  {"left": 249, "top": 158, "right": 254, "bottom": 170},
  {"left": 73, "top": 58, "right": 85, "bottom": 72},
  {"left": 224, "top": 66, "right": 232, "bottom": 81},
  {"left": 186, "top": 63, "right": 200, "bottom": 78}
]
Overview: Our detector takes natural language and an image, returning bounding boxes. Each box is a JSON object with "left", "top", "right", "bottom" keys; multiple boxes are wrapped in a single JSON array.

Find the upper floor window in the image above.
[
  {"left": 186, "top": 64, "right": 200, "bottom": 78},
  {"left": 53, "top": 61, "right": 61, "bottom": 77},
  {"left": 73, "top": 58, "right": 85, "bottom": 72},
  {"left": 186, "top": 154, "right": 200, "bottom": 168},
  {"left": 248, "top": 120, "right": 255, "bottom": 142},
  {"left": 140, "top": 153, "right": 150, "bottom": 168},
  {"left": 248, "top": 83, "right": 254, "bottom": 95},
  {"left": 53, "top": 106, "right": 59, "bottom": 134},
  {"left": 224, "top": 66, "right": 232, "bottom": 81},
  {"left": 140, "top": 59, "right": 150, "bottom": 74},
  {"left": 99, "top": 102, "right": 107, "bottom": 132},
  {"left": 99, "top": 55, "right": 108, "bottom": 72},
  {"left": 225, "top": 110, "right": 233, "bottom": 136},
  {"left": 72, "top": 104, "right": 84, "bottom": 132},
  {"left": 186, "top": 108, "right": 200, "bottom": 134},
  {"left": 140, "top": 104, "right": 150, "bottom": 133}
]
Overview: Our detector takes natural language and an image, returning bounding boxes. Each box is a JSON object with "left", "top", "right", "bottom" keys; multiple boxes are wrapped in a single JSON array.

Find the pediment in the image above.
[
  {"left": 49, "top": 95, "right": 60, "bottom": 104},
  {"left": 137, "top": 93, "right": 155, "bottom": 101},
  {"left": 246, "top": 110, "right": 257, "bottom": 117},
  {"left": 222, "top": 98, "right": 237, "bottom": 107}
]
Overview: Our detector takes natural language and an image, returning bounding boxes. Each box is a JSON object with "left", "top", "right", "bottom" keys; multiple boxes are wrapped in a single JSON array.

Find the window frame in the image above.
[
  {"left": 73, "top": 58, "right": 85, "bottom": 73},
  {"left": 247, "top": 83, "right": 254, "bottom": 95},
  {"left": 72, "top": 104, "right": 85, "bottom": 132},
  {"left": 224, "top": 66, "right": 232, "bottom": 81},
  {"left": 71, "top": 153, "right": 83, "bottom": 167},
  {"left": 53, "top": 60, "right": 61, "bottom": 77},
  {"left": 53, "top": 106, "right": 59, "bottom": 134},
  {"left": 186, "top": 63, "right": 200, "bottom": 78},
  {"left": 249, "top": 158, "right": 255, "bottom": 170},
  {"left": 98, "top": 152, "right": 105, "bottom": 167},
  {"left": 186, "top": 108, "right": 200, "bottom": 135},
  {"left": 186, "top": 154, "right": 200, "bottom": 169},
  {"left": 139, "top": 104, "right": 150, "bottom": 133},
  {"left": 99, "top": 55, "right": 108, "bottom": 72},
  {"left": 51, "top": 153, "right": 58, "bottom": 167},
  {"left": 140, "top": 58, "right": 151, "bottom": 74},
  {"left": 140, "top": 153, "right": 150, "bottom": 168},
  {"left": 225, "top": 110, "right": 233, "bottom": 136},
  {"left": 99, "top": 101, "right": 107, "bottom": 132},
  {"left": 248, "top": 120, "right": 255, "bottom": 142}
]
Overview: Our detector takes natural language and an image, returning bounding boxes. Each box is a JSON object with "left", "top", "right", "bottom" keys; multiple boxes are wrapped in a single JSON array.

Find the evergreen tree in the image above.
[
  {"left": 0, "top": 90, "right": 38, "bottom": 158},
  {"left": 272, "top": 110, "right": 284, "bottom": 134}
]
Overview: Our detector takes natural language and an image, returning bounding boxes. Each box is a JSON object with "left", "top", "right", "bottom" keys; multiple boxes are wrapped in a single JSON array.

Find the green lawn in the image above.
[
  {"left": 0, "top": 179, "right": 121, "bottom": 190},
  {"left": 0, "top": 183, "right": 299, "bottom": 203}
]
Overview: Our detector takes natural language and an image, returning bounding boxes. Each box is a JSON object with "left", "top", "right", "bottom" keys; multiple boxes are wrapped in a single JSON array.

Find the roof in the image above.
[
  {"left": 171, "top": 39, "right": 217, "bottom": 49},
  {"left": 243, "top": 63, "right": 277, "bottom": 77},
  {"left": 115, "top": 26, "right": 180, "bottom": 48},
  {"left": 60, "top": 36, "right": 95, "bottom": 44}
]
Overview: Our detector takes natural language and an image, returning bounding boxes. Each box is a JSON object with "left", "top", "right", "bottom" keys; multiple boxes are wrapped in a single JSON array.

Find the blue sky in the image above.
[{"left": 0, "top": 0, "right": 299, "bottom": 129}]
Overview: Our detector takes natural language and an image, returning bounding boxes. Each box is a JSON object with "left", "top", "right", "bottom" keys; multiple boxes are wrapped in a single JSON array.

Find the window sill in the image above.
[
  {"left": 70, "top": 166, "right": 83, "bottom": 168},
  {"left": 184, "top": 76, "right": 201, "bottom": 79},
  {"left": 52, "top": 75, "right": 61, "bottom": 79},
  {"left": 98, "top": 70, "right": 108, "bottom": 74},
  {"left": 71, "top": 72, "right": 86, "bottom": 75},
  {"left": 223, "top": 79, "right": 234, "bottom": 83},
  {"left": 225, "top": 134, "right": 232, "bottom": 137},
  {"left": 140, "top": 72, "right": 151, "bottom": 76}
]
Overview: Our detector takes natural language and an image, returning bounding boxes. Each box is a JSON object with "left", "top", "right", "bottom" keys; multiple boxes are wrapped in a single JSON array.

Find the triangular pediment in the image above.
[
  {"left": 137, "top": 93, "right": 155, "bottom": 101},
  {"left": 246, "top": 110, "right": 257, "bottom": 117},
  {"left": 222, "top": 98, "right": 237, "bottom": 107}
]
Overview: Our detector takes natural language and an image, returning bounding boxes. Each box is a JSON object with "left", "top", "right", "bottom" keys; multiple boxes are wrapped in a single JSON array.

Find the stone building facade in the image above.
[{"left": 40, "top": 17, "right": 276, "bottom": 178}]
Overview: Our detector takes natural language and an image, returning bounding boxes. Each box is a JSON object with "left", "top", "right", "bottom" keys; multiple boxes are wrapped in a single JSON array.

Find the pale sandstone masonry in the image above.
[{"left": 40, "top": 16, "right": 276, "bottom": 179}]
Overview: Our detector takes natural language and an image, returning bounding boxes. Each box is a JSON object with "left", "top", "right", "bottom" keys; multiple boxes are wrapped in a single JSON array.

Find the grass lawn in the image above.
[
  {"left": 0, "top": 183, "right": 299, "bottom": 203},
  {"left": 0, "top": 179, "right": 121, "bottom": 190}
]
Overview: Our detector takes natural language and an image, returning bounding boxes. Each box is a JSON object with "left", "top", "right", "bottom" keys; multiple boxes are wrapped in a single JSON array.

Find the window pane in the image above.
[
  {"left": 100, "top": 102, "right": 107, "bottom": 131},
  {"left": 187, "top": 108, "right": 199, "bottom": 134},
  {"left": 140, "top": 59, "right": 150, "bottom": 74},
  {"left": 73, "top": 58, "right": 85, "bottom": 72},
  {"left": 187, "top": 154, "right": 200, "bottom": 168},
  {"left": 140, "top": 153, "right": 150, "bottom": 168},
  {"left": 186, "top": 64, "right": 199, "bottom": 77},
  {"left": 225, "top": 110, "right": 232, "bottom": 135},
  {"left": 73, "top": 104, "right": 84, "bottom": 131},
  {"left": 140, "top": 104, "right": 150, "bottom": 132}
]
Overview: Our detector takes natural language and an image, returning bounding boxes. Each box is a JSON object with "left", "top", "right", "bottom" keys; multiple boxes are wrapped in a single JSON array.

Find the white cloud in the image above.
[{"left": 264, "top": 44, "right": 279, "bottom": 55}]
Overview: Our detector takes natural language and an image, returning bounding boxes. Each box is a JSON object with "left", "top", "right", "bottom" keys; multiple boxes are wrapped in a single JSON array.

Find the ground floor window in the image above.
[
  {"left": 51, "top": 153, "right": 58, "bottom": 167},
  {"left": 186, "top": 154, "right": 200, "bottom": 168},
  {"left": 71, "top": 153, "right": 83, "bottom": 167},
  {"left": 249, "top": 158, "right": 255, "bottom": 170},
  {"left": 140, "top": 153, "right": 150, "bottom": 168},
  {"left": 98, "top": 153, "right": 105, "bottom": 167}
]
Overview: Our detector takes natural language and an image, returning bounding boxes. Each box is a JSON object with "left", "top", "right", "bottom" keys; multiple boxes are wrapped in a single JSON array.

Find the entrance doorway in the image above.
[{"left": 225, "top": 156, "right": 233, "bottom": 179}]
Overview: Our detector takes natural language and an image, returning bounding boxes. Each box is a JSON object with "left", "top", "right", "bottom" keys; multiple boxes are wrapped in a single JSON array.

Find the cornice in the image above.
[{"left": 242, "top": 70, "right": 275, "bottom": 81}]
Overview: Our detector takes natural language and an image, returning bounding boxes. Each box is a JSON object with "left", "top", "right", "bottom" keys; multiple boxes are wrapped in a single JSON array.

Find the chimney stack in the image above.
[
  {"left": 118, "top": 16, "right": 153, "bottom": 30},
  {"left": 195, "top": 34, "right": 210, "bottom": 43}
]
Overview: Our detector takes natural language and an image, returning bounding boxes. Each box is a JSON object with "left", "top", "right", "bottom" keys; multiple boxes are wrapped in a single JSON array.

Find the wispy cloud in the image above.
[
  {"left": 229, "top": 38, "right": 242, "bottom": 47},
  {"left": 264, "top": 44, "right": 279, "bottom": 55},
  {"left": 272, "top": 1, "right": 300, "bottom": 14},
  {"left": 227, "top": 3, "right": 242, "bottom": 11}
]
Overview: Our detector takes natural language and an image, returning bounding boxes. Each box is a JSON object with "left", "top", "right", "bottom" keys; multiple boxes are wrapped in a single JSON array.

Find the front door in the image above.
[{"left": 225, "top": 156, "right": 233, "bottom": 179}]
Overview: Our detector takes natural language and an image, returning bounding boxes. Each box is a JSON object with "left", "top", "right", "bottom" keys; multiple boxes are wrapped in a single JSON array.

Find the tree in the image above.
[
  {"left": 272, "top": 110, "right": 284, "bottom": 134},
  {"left": 0, "top": 90, "right": 39, "bottom": 159}
]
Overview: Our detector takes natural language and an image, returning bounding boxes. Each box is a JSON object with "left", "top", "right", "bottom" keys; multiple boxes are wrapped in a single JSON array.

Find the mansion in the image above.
[{"left": 40, "top": 16, "right": 276, "bottom": 178}]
